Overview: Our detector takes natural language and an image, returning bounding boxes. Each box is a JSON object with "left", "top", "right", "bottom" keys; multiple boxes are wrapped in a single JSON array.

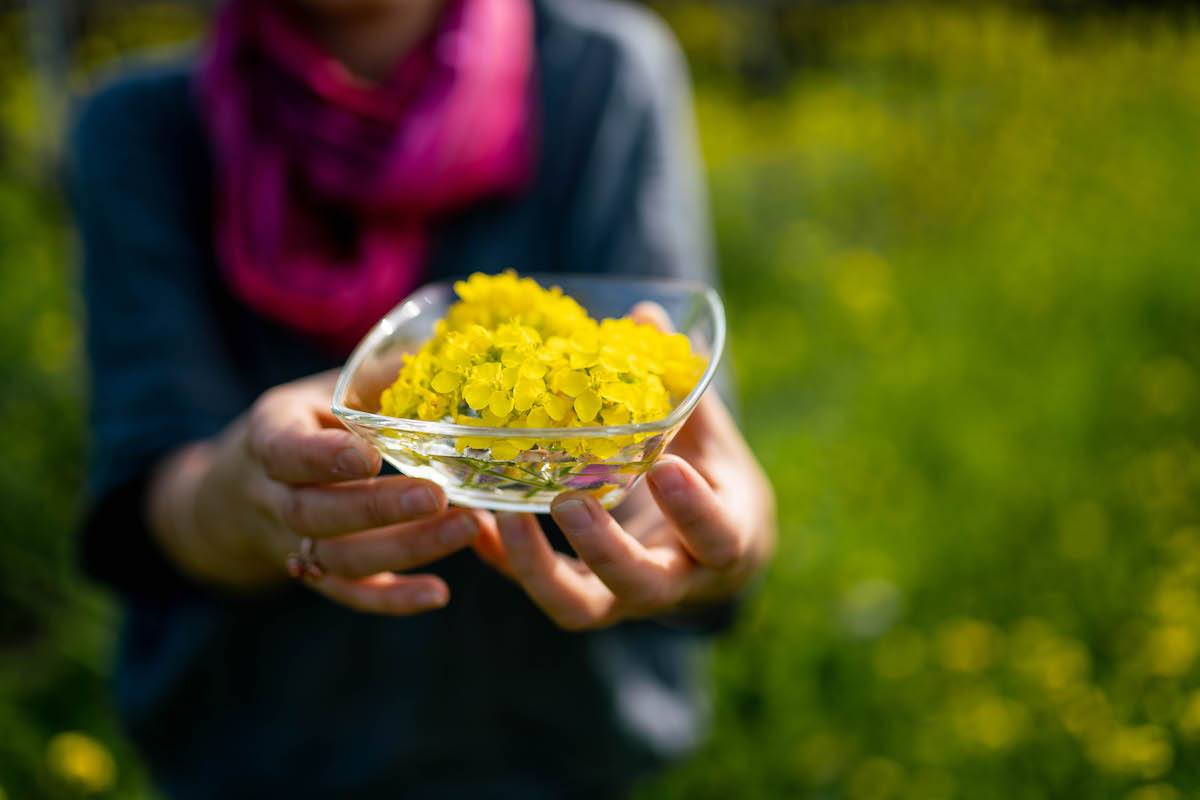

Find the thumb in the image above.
[
  {"left": 681, "top": 386, "right": 734, "bottom": 441},
  {"left": 627, "top": 301, "right": 730, "bottom": 441},
  {"left": 627, "top": 300, "right": 673, "bottom": 332}
]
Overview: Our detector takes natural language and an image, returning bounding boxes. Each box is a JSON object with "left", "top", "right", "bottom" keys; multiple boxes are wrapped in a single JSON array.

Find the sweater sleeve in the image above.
[
  {"left": 554, "top": 2, "right": 716, "bottom": 289},
  {"left": 66, "top": 65, "right": 245, "bottom": 600}
]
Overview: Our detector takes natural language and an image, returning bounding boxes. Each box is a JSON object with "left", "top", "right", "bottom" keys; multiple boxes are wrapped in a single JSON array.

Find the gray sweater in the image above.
[{"left": 69, "top": 1, "right": 731, "bottom": 796}]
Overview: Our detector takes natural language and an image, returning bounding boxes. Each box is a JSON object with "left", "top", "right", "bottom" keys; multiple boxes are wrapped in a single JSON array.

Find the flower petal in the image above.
[
  {"left": 574, "top": 389, "right": 601, "bottom": 423},
  {"left": 489, "top": 390, "right": 514, "bottom": 417},
  {"left": 430, "top": 371, "right": 462, "bottom": 393},
  {"left": 543, "top": 394, "right": 571, "bottom": 421},
  {"left": 514, "top": 378, "right": 544, "bottom": 412},
  {"left": 463, "top": 381, "right": 493, "bottom": 410},
  {"left": 490, "top": 439, "right": 522, "bottom": 461},
  {"left": 560, "top": 370, "right": 590, "bottom": 397},
  {"left": 474, "top": 362, "right": 501, "bottom": 382},
  {"left": 520, "top": 359, "right": 548, "bottom": 379}
]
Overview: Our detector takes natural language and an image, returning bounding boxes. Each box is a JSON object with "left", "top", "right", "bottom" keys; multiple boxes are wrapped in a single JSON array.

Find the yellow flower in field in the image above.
[
  {"left": 1090, "top": 725, "right": 1173, "bottom": 779},
  {"left": 380, "top": 271, "right": 707, "bottom": 461},
  {"left": 937, "top": 618, "right": 1000, "bottom": 673},
  {"left": 46, "top": 732, "right": 117, "bottom": 794},
  {"left": 949, "top": 688, "right": 1027, "bottom": 751},
  {"left": 873, "top": 626, "right": 926, "bottom": 679},
  {"left": 1127, "top": 784, "right": 1182, "bottom": 800},
  {"left": 1176, "top": 689, "right": 1200, "bottom": 739},
  {"left": 1146, "top": 624, "right": 1198, "bottom": 677},
  {"left": 848, "top": 757, "right": 904, "bottom": 800}
]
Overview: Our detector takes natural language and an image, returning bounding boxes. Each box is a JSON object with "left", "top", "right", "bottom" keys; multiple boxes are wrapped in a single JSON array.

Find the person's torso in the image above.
[{"left": 102, "top": 2, "right": 715, "bottom": 796}]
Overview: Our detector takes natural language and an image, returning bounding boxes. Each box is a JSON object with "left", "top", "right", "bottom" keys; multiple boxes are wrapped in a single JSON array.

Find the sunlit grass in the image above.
[{"left": 645, "top": 5, "right": 1200, "bottom": 799}]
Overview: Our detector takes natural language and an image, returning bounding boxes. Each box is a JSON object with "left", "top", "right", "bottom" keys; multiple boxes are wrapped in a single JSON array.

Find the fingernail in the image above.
[
  {"left": 553, "top": 498, "right": 592, "bottom": 532},
  {"left": 416, "top": 588, "right": 448, "bottom": 608},
  {"left": 649, "top": 462, "right": 686, "bottom": 497},
  {"left": 336, "top": 448, "right": 370, "bottom": 476},
  {"left": 400, "top": 486, "right": 440, "bottom": 516}
]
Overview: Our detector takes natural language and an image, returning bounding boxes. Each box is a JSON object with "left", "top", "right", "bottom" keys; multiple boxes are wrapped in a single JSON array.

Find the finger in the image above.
[
  {"left": 685, "top": 387, "right": 736, "bottom": 439},
  {"left": 496, "top": 512, "right": 614, "bottom": 630},
  {"left": 647, "top": 454, "right": 746, "bottom": 569},
  {"left": 668, "top": 390, "right": 741, "bottom": 480},
  {"left": 248, "top": 388, "right": 381, "bottom": 484},
  {"left": 286, "top": 370, "right": 344, "bottom": 426},
  {"left": 315, "top": 509, "right": 484, "bottom": 578},
  {"left": 279, "top": 476, "right": 446, "bottom": 537},
  {"left": 470, "top": 511, "right": 513, "bottom": 577},
  {"left": 626, "top": 303, "right": 729, "bottom": 445},
  {"left": 550, "top": 493, "right": 684, "bottom": 609},
  {"left": 312, "top": 572, "right": 449, "bottom": 616},
  {"left": 291, "top": 369, "right": 341, "bottom": 396},
  {"left": 628, "top": 301, "right": 673, "bottom": 332},
  {"left": 255, "top": 426, "right": 380, "bottom": 485}
]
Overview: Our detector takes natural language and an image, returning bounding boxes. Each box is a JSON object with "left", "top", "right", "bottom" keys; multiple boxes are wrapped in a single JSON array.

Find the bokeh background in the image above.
[{"left": 3, "top": 0, "right": 1200, "bottom": 797}]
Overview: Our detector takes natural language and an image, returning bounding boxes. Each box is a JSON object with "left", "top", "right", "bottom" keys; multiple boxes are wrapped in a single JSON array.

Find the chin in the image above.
[{"left": 287, "top": 0, "right": 425, "bottom": 17}]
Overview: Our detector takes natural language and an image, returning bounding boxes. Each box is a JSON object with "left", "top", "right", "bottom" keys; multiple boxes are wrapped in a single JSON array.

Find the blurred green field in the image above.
[{"left": 4, "top": 3, "right": 1200, "bottom": 798}]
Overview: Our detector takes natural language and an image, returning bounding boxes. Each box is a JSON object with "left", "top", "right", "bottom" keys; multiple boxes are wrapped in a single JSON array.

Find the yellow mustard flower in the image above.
[
  {"left": 46, "top": 732, "right": 117, "bottom": 794},
  {"left": 380, "top": 271, "right": 707, "bottom": 461}
]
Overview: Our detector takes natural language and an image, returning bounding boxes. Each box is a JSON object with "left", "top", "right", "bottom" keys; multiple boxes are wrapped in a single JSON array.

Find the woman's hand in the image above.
[
  {"left": 474, "top": 390, "right": 776, "bottom": 631},
  {"left": 147, "top": 371, "right": 491, "bottom": 614}
]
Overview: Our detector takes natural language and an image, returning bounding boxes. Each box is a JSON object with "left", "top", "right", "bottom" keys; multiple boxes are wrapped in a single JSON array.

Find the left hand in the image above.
[{"left": 473, "top": 390, "right": 776, "bottom": 631}]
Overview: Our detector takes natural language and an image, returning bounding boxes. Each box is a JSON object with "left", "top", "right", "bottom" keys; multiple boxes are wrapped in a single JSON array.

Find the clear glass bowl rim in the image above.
[{"left": 331, "top": 273, "right": 726, "bottom": 440}]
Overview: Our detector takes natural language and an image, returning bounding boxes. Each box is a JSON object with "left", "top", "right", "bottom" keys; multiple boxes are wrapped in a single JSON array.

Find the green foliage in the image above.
[
  {"left": 0, "top": 10, "right": 184, "bottom": 800},
  {"left": 641, "top": 6, "right": 1200, "bottom": 800},
  {"left": 4, "top": 4, "right": 1200, "bottom": 799},
  {"left": 0, "top": 105, "right": 149, "bottom": 800}
]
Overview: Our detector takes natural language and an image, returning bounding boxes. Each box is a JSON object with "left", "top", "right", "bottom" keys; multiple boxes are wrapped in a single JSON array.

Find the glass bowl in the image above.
[{"left": 332, "top": 274, "right": 725, "bottom": 512}]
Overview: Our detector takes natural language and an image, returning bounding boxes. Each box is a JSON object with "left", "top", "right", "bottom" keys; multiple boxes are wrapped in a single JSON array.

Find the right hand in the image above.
[{"left": 147, "top": 371, "right": 490, "bottom": 615}]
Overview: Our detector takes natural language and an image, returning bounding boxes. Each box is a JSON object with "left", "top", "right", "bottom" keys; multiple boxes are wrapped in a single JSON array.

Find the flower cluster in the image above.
[{"left": 379, "top": 271, "right": 707, "bottom": 460}]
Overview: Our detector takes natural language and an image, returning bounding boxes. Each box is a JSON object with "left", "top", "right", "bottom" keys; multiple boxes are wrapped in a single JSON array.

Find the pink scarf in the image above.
[{"left": 198, "top": 0, "right": 535, "bottom": 350}]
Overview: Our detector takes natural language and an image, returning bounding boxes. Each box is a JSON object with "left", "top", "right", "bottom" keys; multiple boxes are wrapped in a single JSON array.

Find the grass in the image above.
[
  {"left": 640, "top": 6, "right": 1200, "bottom": 799},
  {"left": 3, "top": 4, "right": 1200, "bottom": 798}
]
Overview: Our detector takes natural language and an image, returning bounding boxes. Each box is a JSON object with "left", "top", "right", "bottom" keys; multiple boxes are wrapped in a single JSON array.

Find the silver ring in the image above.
[{"left": 285, "top": 537, "right": 325, "bottom": 581}]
